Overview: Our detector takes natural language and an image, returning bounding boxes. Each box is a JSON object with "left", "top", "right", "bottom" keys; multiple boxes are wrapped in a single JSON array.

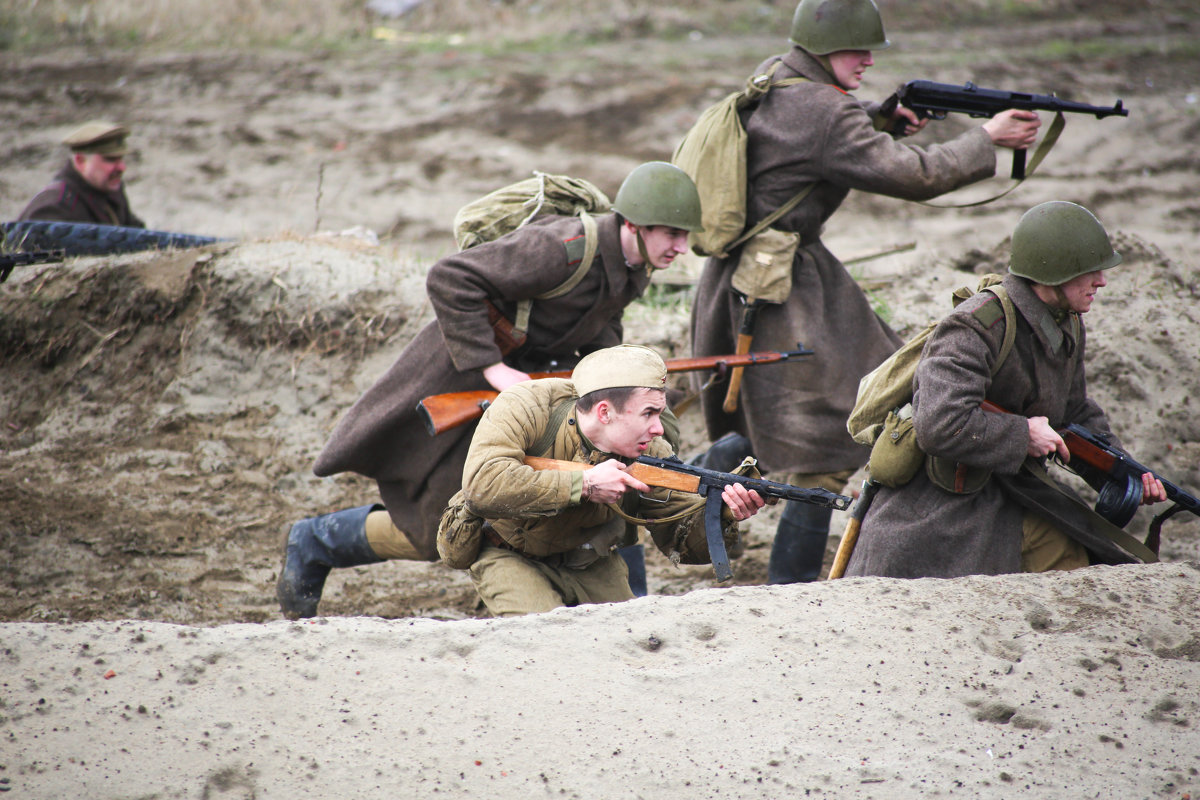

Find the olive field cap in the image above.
[
  {"left": 612, "top": 161, "right": 704, "bottom": 232},
  {"left": 1008, "top": 201, "right": 1122, "bottom": 286},
  {"left": 62, "top": 121, "right": 130, "bottom": 156},
  {"left": 788, "top": 0, "right": 890, "bottom": 55},
  {"left": 572, "top": 345, "right": 668, "bottom": 398}
]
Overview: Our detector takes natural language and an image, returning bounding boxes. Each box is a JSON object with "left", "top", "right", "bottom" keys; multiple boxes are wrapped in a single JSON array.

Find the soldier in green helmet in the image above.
[
  {"left": 843, "top": 201, "right": 1167, "bottom": 579},
  {"left": 690, "top": 0, "right": 1043, "bottom": 585},
  {"left": 276, "top": 162, "right": 704, "bottom": 619}
]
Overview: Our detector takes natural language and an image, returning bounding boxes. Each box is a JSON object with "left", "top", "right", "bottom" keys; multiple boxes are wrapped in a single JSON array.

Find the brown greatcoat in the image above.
[
  {"left": 314, "top": 213, "right": 651, "bottom": 560},
  {"left": 690, "top": 48, "right": 996, "bottom": 475},
  {"left": 463, "top": 378, "right": 731, "bottom": 565},
  {"left": 845, "top": 274, "right": 1138, "bottom": 578},
  {"left": 17, "top": 161, "right": 145, "bottom": 227}
]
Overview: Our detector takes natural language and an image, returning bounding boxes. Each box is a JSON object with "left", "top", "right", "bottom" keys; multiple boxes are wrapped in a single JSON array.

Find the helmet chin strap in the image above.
[{"left": 635, "top": 228, "right": 652, "bottom": 268}]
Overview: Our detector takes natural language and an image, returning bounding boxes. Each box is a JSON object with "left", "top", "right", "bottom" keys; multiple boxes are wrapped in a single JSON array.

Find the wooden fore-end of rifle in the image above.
[
  {"left": 522, "top": 456, "right": 702, "bottom": 494},
  {"left": 417, "top": 391, "right": 497, "bottom": 437}
]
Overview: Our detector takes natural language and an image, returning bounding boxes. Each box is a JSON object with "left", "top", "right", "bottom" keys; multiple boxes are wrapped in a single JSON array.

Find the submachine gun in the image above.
[{"left": 894, "top": 80, "right": 1129, "bottom": 179}]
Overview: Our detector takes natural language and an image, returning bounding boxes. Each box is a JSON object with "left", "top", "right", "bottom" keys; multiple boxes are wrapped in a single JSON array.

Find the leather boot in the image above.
[
  {"left": 618, "top": 543, "right": 647, "bottom": 597},
  {"left": 276, "top": 504, "right": 384, "bottom": 619},
  {"left": 767, "top": 501, "right": 832, "bottom": 584}
]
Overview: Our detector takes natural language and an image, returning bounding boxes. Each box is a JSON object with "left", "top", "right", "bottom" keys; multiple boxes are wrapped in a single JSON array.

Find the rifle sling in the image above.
[
  {"left": 1016, "top": 458, "right": 1159, "bottom": 564},
  {"left": 919, "top": 111, "right": 1065, "bottom": 209}
]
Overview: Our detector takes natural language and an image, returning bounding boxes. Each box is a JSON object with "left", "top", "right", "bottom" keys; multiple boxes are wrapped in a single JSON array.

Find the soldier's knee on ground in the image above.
[{"left": 364, "top": 510, "right": 421, "bottom": 560}]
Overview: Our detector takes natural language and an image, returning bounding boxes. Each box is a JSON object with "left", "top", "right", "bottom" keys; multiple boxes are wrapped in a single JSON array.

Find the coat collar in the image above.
[
  {"left": 780, "top": 47, "right": 839, "bottom": 88},
  {"left": 1004, "top": 274, "right": 1078, "bottom": 357}
]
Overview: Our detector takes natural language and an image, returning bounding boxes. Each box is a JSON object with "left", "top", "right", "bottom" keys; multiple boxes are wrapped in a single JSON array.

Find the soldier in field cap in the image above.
[
  {"left": 16, "top": 120, "right": 146, "bottom": 227},
  {"left": 450, "top": 343, "right": 766, "bottom": 617}
]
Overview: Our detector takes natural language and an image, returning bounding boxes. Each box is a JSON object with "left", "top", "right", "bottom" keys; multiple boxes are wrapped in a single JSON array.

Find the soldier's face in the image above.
[
  {"left": 73, "top": 153, "right": 126, "bottom": 192},
  {"left": 636, "top": 225, "right": 690, "bottom": 271},
  {"left": 595, "top": 388, "right": 666, "bottom": 458},
  {"left": 828, "top": 49, "right": 874, "bottom": 91},
  {"left": 1057, "top": 269, "right": 1108, "bottom": 314}
]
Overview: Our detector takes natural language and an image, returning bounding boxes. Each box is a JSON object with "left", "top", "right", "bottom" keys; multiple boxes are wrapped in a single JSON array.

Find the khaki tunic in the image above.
[
  {"left": 18, "top": 161, "right": 145, "bottom": 227},
  {"left": 463, "top": 378, "right": 729, "bottom": 566},
  {"left": 690, "top": 48, "right": 996, "bottom": 475},
  {"left": 314, "top": 214, "right": 650, "bottom": 560},
  {"left": 845, "top": 275, "right": 1135, "bottom": 578}
]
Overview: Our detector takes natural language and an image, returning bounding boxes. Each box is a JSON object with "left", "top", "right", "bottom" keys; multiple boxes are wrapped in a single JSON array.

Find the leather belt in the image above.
[{"left": 484, "top": 524, "right": 523, "bottom": 555}]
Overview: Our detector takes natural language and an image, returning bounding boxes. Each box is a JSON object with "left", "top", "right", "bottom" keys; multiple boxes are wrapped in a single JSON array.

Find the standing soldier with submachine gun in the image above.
[{"left": 687, "top": 0, "right": 1128, "bottom": 585}]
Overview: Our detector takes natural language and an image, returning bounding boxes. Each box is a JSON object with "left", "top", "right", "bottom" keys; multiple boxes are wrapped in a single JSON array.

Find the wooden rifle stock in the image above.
[{"left": 417, "top": 347, "right": 814, "bottom": 437}]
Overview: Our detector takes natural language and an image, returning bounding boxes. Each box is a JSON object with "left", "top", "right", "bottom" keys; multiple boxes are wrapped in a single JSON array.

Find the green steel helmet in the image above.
[
  {"left": 612, "top": 161, "right": 704, "bottom": 232},
  {"left": 788, "top": 0, "right": 890, "bottom": 55},
  {"left": 1008, "top": 201, "right": 1122, "bottom": 285}
]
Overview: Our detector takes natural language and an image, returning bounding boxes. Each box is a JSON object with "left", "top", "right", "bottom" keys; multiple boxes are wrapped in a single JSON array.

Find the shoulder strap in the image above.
[
  {"left": 512, "top": 210, "right": 599, "bottom": 336},
  {"left": 983, "top": 285, "right": 1017, "bottom": 377},
  {"left": 530, "top": 398, "right": 576, "bottom": 458},
  {"left": 727, "top": 68, "right": 817, "bottom": 253}
]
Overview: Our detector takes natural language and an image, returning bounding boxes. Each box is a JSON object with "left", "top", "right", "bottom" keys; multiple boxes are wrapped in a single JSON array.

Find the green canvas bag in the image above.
[{"left": 671, "top": 62, "right": 813, "bottom": 259}]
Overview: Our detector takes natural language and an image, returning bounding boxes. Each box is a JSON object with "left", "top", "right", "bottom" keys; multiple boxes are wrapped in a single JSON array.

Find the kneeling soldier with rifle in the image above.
[
  {"left": 843, "top": 202, "right": 1169, "bottom": 578},
  {"left": 454, "top": 345, "right": 772, "bottom": 617}
]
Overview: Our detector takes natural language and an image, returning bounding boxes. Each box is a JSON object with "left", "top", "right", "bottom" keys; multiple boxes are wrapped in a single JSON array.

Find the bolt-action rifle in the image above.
[
  {"left": 524, "top": 454, "right": 850, "bottom": 582},
  {"left": 417, "top": 346, "right": 814, "bottom": 436},
  {"left": 893, "top": 80, "right": 1129, "bottom": 179},
  {"left": 1, "top": 220, "right": 225, "bottom": 259}
]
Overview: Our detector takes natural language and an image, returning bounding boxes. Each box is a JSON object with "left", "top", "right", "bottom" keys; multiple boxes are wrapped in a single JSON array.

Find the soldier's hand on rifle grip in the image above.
[
  {"left": 582, "top": 460, "right": 650, "bottom": 504},
  {"left": 982, "top": 109, "right": 1041, "bottom": 150},
  {"left": 721, "top": 484, "right": 766, "bottom": 522},
  {"left": 1027, "top": 416, "right": 1069, "bottom": 461},
  {"left": 1141, "top": 473, "right": 1168, "bottom": 505}
]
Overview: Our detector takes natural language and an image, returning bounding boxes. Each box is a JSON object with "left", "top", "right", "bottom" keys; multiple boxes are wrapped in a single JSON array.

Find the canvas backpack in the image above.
[
  {"left": 452, "top": 171, "right": 611, "bottom": 338},
  {"left": 847, "top": 275, "right": 1017, "bottom": 488},
  {"left": 671, "top": 61, "right": 814, "bottom": 259}
]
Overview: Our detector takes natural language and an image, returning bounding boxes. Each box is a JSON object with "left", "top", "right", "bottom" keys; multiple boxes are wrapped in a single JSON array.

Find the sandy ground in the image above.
[{"left": 2, "top": 6, "right": 1199, "bottom": 798}]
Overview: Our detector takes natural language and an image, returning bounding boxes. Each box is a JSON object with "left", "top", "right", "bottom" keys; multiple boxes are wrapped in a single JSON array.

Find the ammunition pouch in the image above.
[
  {"left": 866, "top": 404, "right": 925, "bottom": 489},
  {"left": 730, "top": 227, "right": 800, "bottom": 304}
]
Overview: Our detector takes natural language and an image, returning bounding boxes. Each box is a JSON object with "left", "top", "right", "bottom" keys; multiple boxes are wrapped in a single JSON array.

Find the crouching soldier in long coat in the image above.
[
  {"left": 453, "top": 345, "right": 766, "bottom": 617},
  {"left": 276, "top": 163, "right": 704, "bottom": 619},
  {"left": 845, "top": 202, "right": 1167, "bottom": 578},
  {"left": 690, "top": 0, "right": 1042, "bottom": 585}
]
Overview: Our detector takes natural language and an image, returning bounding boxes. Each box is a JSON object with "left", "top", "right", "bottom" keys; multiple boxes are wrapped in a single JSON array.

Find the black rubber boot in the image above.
[
  {"left": 690, "top": 432, "right": 754, "bottom": 472},
  {"left": 767, "top": 501, "right": 833, "bottom": 584},
  {"left": 276, "top": 504, "right": 384, "bottom": 619},
  {"left": 619, "top": 543, "right": 648, "bottom": 597}
]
